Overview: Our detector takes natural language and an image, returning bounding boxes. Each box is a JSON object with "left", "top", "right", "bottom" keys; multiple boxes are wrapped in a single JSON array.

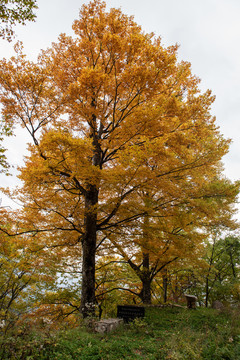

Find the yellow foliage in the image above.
[{"left": 0, "top": 0, "right": 239, "bottom": 314}]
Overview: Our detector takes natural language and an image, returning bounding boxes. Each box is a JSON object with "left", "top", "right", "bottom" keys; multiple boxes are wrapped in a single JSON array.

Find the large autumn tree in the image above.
[{"left": 0, "top": 0, "right": 238, "bottom": 316}]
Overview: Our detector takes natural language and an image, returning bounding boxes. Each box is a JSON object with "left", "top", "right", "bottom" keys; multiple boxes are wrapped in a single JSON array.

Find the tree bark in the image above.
[
  {"left": 141, "top": 252, "right": 152, "bottom": 304},
  {"left": 205, "top": 238, "right": 215, "bottom": 308},
  {"left": 80, "top": 109, "right": 102, "bottom": 318},
  {"left": 205, "top": 277, "right": 209, "bottom": 308},
  {"left": 163, "top": 269, "right": 168, "bottom": 303},
  {"left": 81, "top": 184, "right": 99, "bottom": 317},
  {"left": 229, "top": 249, "right": 236, "bottom": 278},
  {"left": 81, "top": 185, "right": 98, "bottom": 317}
]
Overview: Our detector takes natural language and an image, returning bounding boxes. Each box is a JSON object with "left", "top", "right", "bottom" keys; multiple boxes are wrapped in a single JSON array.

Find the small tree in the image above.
[
  {"left": 204, "top": 234, "right": 240, "bottom": 307},
  {"left": 0, "top": 220, "right": 57, "bottom": 331}
]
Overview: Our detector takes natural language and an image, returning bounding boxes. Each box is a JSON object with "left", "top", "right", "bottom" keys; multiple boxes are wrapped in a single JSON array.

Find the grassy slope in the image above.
[{"left": 1, "top": 307, "right": 240, "bottom": 359}]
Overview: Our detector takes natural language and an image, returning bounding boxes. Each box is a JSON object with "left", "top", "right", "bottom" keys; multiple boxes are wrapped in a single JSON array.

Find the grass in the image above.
[{"left": 0, "top": 306, "right": 239, "bottom": 359}]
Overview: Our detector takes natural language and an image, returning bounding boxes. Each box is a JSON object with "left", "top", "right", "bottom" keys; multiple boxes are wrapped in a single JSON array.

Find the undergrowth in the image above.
[{"left": 0, "top": 306, "right": 239, "bottom": 359}]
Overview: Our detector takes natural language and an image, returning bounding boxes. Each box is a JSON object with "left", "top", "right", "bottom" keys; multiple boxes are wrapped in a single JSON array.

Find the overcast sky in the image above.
[{"left": 1, "top": 0, "right": 240, "bottom": 211}]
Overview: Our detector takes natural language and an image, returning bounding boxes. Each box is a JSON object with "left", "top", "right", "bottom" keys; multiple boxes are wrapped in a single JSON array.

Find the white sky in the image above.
[{"left": 0, "top": 0, "right": 240, "bottom": 211}]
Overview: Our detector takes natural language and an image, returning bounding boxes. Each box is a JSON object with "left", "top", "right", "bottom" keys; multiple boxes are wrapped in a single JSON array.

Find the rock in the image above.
[
  {"left": 184, "top": 294, "right": 198, "bottom": 309},
  {"left": 95, "top": 318, "right": 123, "bottom": 333},
  {"left": 212, "top": 300, "right": 224, "bottom": 310}
]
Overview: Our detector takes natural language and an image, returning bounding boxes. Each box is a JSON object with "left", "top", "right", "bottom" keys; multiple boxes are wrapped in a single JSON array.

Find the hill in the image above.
[{"left": 1, "top": 306, "right": 240, "bottom": 359}]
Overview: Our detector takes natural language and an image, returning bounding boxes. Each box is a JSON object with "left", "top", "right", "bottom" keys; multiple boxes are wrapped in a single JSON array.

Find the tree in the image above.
[
  {"left": 203, "top": 234, "right": 240, "bottom": 307},
  {"left": 0, "top": 0, "right": 37, "bottom": 41},
  {"left": 104, "top": 175, "right": 239, "bottom": 305},
  {"left": 0, "top": 0, "right": 238, "bottom": 317},
  {"left": 0, "top": 218, "right": 57, "bottom": 332},
  {"left": 168, "top": 232, "right": 240, "bottom": 308}
]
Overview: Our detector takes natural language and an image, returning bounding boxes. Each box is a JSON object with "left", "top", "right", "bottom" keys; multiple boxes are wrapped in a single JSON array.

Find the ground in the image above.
[{"left": 1, "top": 306, "right": 240, "bottom": 359}]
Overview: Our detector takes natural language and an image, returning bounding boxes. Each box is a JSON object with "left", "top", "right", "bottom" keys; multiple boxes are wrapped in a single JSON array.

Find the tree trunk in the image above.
[
  {"left": 141, "top": 277, "right": 152, "bottom": 304},
  {"left": 163, "top": 270, "right": 168, "bottom": 303},
  {"left": 140, "top": 208, "right": 152, "bottom": 305},
  {"left": 229, "top": 250, "right": 236, "bottom": 278},
  {"left": 81, "top": 184, "right": 98, "bottom": 318},
  {"left": 81, "top": 111, "right": 102, "bottom": 318},
  {"left": 205, "top": 277, "right": 209, "bottom": 308},
  {"left": 205, "top": 238, "right": 215, "bottom": 308},
  {"left": 141, "top": 252, "right": 152, "bottom": 304}
]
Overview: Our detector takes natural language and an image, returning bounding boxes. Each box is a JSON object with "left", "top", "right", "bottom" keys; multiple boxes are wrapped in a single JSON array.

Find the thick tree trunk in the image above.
[
  {"left": 81, "top": 111, "right": 102, "bottom": 318},
  {"left": 139, "top": 208, "right": 152, "bottom": 305},
  {"left": 141, "top": 252, "right": 152, "bottom": 304},
  {"left": 81, "top": 185, "right": 98, "bottom": 317},
  {"left": 141, "top": 277, "right": 152, "bottom": 304},
  {"left": 81, "top": 184, "right": 98, "bottom": 318}
]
